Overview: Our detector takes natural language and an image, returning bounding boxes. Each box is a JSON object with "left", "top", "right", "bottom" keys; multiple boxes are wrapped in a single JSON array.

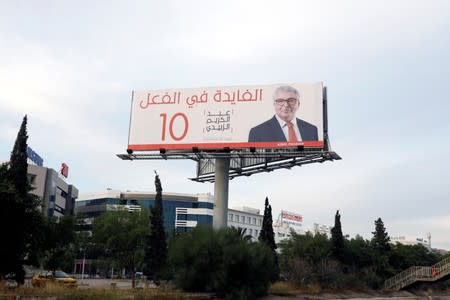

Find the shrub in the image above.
[{"left": 168, "top": 226, "right": 278, "bottom": 299}]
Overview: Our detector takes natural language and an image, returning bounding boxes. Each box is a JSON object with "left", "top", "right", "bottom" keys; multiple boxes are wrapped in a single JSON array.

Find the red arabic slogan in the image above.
[
  {"left": 139, "top": 88, "right": 264, "bottom": 109},
  {"left": 282, "top": 211, "right": 303, "bottom": 223},
  {"left": 136, "top": 88, "right": 262, "bottom": 143}
]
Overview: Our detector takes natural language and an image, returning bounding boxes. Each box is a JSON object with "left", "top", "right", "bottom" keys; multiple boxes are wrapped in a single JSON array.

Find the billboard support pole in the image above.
[
  {"left": 323, "top": 86, "right": 330, "bottom": 152},
  {"left": 213, "top": 157, "right": 230, "bottom": 229}
]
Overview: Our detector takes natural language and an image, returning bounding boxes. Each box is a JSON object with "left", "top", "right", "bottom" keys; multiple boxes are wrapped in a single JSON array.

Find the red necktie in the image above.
[{"left": 287, "top": 121, "right": 298, "bottom": 142}]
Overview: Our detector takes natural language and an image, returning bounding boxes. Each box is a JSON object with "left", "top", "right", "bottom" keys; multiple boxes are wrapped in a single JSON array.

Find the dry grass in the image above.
[
  {"left": 269, "top": 281, "right": 299, "bottom": 296},
  {"left": 270, "top": 281, "right": 326, "bottom": 296},
  {"left": 303, "top": 283, "right": 324, "bottom": 294},
  {"left": 0, "top": 283, "right": 214, "bottom": 300}
]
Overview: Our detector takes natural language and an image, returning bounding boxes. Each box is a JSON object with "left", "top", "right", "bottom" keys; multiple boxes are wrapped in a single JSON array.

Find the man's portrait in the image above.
[{"left": 248, "top": 85, "right": 318, "bottom": 142}]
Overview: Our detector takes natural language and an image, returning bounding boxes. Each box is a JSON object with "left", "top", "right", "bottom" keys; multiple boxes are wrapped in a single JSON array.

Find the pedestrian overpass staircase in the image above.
[{"left": 384, "top": 256, "right": 450, "bottom": 290}]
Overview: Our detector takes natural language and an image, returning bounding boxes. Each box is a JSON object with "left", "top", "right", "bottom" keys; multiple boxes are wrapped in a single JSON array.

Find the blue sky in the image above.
[{"left": 1, "top": 1, "right": 449, "bottom": 249}]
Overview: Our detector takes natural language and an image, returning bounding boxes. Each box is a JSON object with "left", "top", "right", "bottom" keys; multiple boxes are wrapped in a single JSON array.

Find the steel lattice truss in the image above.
[{"left": 117, "top": 148, "right": 341, "bottom": 183}]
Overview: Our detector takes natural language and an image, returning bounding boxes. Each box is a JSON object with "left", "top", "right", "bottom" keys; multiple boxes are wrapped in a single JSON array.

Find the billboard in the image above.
[
  {"left": 128, "top": 82, "right": 324, "bottom": 151},
  {"left": 26, "top": 146, "right": 44, "bottom": 166},
  {"left": 281, "top": 210, "right": 303, "bottom": 227},
  {"left": 60, "top": 163, "right": 69, "bottom": 178}
]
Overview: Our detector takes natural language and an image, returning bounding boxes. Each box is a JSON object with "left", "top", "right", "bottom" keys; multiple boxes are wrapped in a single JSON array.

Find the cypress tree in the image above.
[
  {"left": 9, "top": 115, "right": 29, "bottom": 196},
  {"left": 0, "top": 116, "right": 43, "bottom": 284},
  {"left": 258, "top": 197, "right": 277, "bottom": 254},
  {"left": 144, "top": 172, "right": 167, "bottom": 283},
  {"left": 258, "top": 197, "right": 279, "bottom": 281},
  {"left": 331, "top": 210, "right": 344, "bottom": 260}
]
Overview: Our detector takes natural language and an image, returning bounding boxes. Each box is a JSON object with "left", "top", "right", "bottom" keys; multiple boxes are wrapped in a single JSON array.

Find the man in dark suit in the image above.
[{"left": 248, "top": 85, "right": 318, "bottom": 142}]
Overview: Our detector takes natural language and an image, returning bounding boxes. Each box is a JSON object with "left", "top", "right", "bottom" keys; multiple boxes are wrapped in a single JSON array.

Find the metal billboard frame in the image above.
[
  {"left": 117, "top": 143, "right": 340, "bottom": 182},
  {"left": 117, "top": 85, "right": 341, "bottom": 228},
  {"left": 117, "top": 86, "right": 341, "bottom": 182}
]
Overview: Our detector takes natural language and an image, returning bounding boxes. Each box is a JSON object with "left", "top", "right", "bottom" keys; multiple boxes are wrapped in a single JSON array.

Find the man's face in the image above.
[{"left": 273, "top": 91, "right": 299, "bottom": 122}]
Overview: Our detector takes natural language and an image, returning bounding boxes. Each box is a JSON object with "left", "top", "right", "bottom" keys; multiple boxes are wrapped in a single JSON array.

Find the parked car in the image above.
[{"left": 31, "top": 271, "right": 77, "bottom": 288}]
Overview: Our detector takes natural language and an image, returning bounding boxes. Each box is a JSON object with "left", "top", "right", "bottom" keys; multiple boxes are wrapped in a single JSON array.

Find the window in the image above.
[
  {"left": 234, "top": 214, "right": 239, "bottom": 221},
  {"left": 241, "top": 216, "right": 245, "bottom": 223},
  {"left": 258, "top": 219, "right": 262, "bottom": 226},
  {"left": 247, "top": 217, "right": 251, "bottom": 224},
  {"left": 198, "top": 202, "right": 214, "bottom": 209},
  {"left": 27, "top": 174, "right": 37, "bottom": 185},
  {"left": 253, "top": 218, "right": 256, "bottom": 225},
  {"left": 229, "top": 213, "right": 233, "bottom": 221},
  {"left": 249, "top": 229, "right": 253, "bottom": 235}
]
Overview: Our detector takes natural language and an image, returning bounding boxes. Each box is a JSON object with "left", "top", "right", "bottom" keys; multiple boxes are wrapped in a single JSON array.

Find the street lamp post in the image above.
[{"left": 81, "top": 248, "right": 86, "bottom": 282}]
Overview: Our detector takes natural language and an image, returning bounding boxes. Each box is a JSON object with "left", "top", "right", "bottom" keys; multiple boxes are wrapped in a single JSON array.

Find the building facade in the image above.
[
  {"left": 75, "top": 189, "right": 214, "bottom": 233},
  {"left": 75, "top": 189, "right": 314, "bottom": 245},
  {"left": 228, "top": 206, "right": 263, "bottom": 241},
  {"left": 390, "top": 235, "right": 432, "bottom": 249},
  {"left": 28, "top": 164, "right": 78, "bottom": 217},
  {"left": 312, "top": 223, "right": 332, "bottom": 238}
]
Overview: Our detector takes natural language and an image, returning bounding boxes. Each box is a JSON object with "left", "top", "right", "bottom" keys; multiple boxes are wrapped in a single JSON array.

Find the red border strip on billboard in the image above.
[{"left": 128, "top": 141, "right": 324, "bottom": 151}]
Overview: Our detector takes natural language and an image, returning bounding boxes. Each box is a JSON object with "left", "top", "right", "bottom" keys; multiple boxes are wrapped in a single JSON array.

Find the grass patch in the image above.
[
  {"left": 269, "top": 281, "right": 299, "bottom": 296},
  {"left": 302, "top": 283, "right": 322, "bottom": 294},
  {"left": 0, "top": 284, "right": 214, "bottom": 299},
  {"left": 269, "top": 281, "right": 327, "bottom": 296}
]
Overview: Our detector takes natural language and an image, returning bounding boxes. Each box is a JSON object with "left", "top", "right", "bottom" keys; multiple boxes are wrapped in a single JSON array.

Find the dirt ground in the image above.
[
  {"left": 263, "top": 289, "right": 450, "bottom": 300},
  {"left": 5, "top": 279, "right": 450, "bottom": 299},
  {"left": 57, "top": 279, "right": 450, "bottom": 299}
]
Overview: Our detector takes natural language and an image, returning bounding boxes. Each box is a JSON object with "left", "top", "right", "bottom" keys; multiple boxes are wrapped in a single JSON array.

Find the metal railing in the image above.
[{"left": 384, "top": 256, "right": 450, "bottom": 290}]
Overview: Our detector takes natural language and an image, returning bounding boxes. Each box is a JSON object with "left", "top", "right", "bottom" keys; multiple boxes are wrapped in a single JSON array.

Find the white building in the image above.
[
  {"left": 273, "top": 210, "right": 305, "bottom": 244},
  {"left": 227, "top": 206, "right": 263, "bottom": 241},
  {"left": 227, "top": 207, "right": 309, "bottom": 244},
  {"left": 312, "top": 223, "right": 332, "bottom": 238},
  {"left": 390, "top": 235, "right": 432, "bottom": 250}
]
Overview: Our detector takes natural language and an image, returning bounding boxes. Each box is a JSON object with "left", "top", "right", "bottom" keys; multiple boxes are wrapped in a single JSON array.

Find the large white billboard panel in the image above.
[{"left": 128, "top": 82, "right": 324, "bottom": 151}]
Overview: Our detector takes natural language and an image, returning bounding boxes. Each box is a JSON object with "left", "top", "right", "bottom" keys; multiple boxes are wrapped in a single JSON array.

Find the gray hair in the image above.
[{"left": 273, "top": 85, "right": 300, "bottom": 100}]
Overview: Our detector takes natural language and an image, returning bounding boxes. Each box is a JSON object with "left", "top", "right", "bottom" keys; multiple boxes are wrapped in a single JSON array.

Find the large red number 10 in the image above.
[{"left": 160, "top": 113, "right": 189, "bottom": 141}]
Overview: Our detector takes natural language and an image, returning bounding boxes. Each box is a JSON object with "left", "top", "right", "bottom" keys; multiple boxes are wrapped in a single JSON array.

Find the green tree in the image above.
[
  {"left": 0, "top": 116, "right": 44, "bottom": 284},
  {"left": 258, "top": 197, "right": 276, "bottom": 255},
  {"left": 0, "top": 163, "right": 17, "bottom": 279},
  {"left": 389, "top": 243, "right": 441, "bottom": 272},
  {"left": 40, "top": 216, "right": 76, "bottom": 272},
  {"left": 235, "top": 227, "right": 252, "bottom": 242},
  {"left": 371, "top": 217, "right": 390, "bottom": 251},
  {"left": 345, "top": 234, "right": 375, "bottom": 269},
  {"left": 168, "top": 226, "right": 278, "bottom": 299},
  {"left": 9, "top": 116, "right": 29, "bottom": 196},
  {"left": 93, "top": 210, "right": 149, "bottom": 288},
  {"left": 144, "top": 172, "right": 167, "bottom": 283},
  {"left": 370, "top": 217, "right": 393, "bottom": 287},
  {"left": 342, "top": 235, "right": 380, "bottom": 288},
  {"left": 279, "top": 231, "right": 341, "bottom": 287},
  {"left": 331, "top": 210, "right": 344, "bottom": 260}
]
